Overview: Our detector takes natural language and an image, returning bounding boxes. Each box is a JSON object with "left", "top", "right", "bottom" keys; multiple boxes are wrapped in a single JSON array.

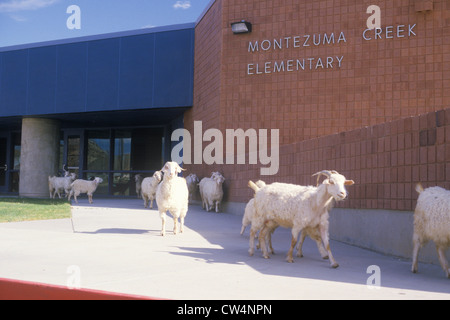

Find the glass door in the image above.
[
  {"left": 9, "top": 133, "right": 21, "bottom": 193},
  {"left": 63, "top": 130, "right": 84, "bottom": 180},
  {"left": 0, "top": 137, "right": 7, "bottom": 192}
]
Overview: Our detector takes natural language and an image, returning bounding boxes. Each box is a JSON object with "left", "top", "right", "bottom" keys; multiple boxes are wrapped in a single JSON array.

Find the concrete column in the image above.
[{"left": 19, "top": 118, "right": 60, "bottom": 198}]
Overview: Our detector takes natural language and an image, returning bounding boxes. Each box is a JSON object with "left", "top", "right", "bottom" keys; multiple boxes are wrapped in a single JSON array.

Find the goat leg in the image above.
[
  {"left": 287, "top": 226, "right": 301, "bottom": 263},
  {"left": 436, "top": 245, "right": 450, "bottom": 278},
  {"left": 320, "top": 224, "right": 338, "bottom": 268}
]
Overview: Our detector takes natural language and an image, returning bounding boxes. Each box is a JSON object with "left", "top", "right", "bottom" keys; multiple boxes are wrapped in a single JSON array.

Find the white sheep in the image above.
[
  {"left": 48, "top": 172, "right": 77, "bottom": 199},
  {"left": 412, "top": 183, "right": 450, "bottom": 278},
  {"left": 186, "top": 173, "right": 200, "bottom": 202},
  {"left": 68, "top": 177, "right": 103, "bottom": 204},
  {"left": 248, "top": 170, "right": 354, "bottom": 268},
  {"left": 155, "top": 161, "right": 189, "bottom": 236},
  {"left": 135, "top": 174, "right": 144, "bottom": 198},
  {"left": 141, "top": 171, "right": 163, "bottom": 209},
  {"left": 199, "top": 172, "right": 225, "bottom": 213}
]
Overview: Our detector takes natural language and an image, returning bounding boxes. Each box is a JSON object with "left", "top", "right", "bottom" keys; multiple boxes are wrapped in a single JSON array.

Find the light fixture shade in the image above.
[{"left": 231, "top": 20, "right": 252, "bottom": 34}]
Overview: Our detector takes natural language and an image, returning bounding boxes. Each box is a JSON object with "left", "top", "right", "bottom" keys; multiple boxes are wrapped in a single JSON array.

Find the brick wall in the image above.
[
  {"left": 185, "top": 0, "right": 223, "bottom": 132},
  {"left": 183, "top": 0, "right": 224, "bottom": 180},
  {"left": 219, "top": 0, "right": 450, "bottom": 144},
  {"left": 224, "top": 107, "right": 450, "bottom": 211},
  {"left": 185, "top": 0, "right": 450, "bottom": 209}
]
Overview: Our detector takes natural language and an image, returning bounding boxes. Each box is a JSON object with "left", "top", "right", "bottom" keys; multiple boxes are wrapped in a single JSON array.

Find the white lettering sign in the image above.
[
  {"left": 363, "top": 23, "right": 416, "bottom": 40},
  {"left": 248, "top": 32, "right": 346, "bottom": 52},
  {"left": 247, "top": 56, "right": 344, "bottom": 75},
  {"left": 245, "top": 22, "right": 416, "bottom": 75}
]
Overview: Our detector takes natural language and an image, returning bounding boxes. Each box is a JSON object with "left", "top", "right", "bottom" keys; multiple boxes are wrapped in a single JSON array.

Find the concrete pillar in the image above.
[{"left": 19, "top": 118, "right": 60, "bottom": 198}]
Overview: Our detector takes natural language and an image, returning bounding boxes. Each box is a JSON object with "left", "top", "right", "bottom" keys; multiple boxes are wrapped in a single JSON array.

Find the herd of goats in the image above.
[{"left": 48, "top": 161, "right": 450, "bottom": 278}]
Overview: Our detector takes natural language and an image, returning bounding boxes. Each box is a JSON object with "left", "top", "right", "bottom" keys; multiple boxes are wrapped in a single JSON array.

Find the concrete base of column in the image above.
[{"left": 19, "top": 118, "right": 60, "bottom": 198}]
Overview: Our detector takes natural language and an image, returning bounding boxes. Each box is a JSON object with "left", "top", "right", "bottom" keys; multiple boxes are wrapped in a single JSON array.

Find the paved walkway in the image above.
[{"left": 0, "top": 198, "right": 448, "bottom": 300}]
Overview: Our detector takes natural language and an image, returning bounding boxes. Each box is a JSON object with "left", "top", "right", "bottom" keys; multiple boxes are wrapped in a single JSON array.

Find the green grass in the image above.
[{"left": 0, "top": 197, "right": 72, "bottom": 223}]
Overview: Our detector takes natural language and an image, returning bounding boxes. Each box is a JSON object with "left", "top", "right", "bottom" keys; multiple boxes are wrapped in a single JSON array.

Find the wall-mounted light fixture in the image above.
[{"left": 231, "top": 20, "right": 252, "bottom": 34}]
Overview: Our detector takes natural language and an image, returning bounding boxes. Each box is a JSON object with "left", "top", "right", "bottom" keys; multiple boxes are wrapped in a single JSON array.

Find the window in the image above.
[
  {"left": 10, "top": 132, "right": 21, "bottom": 193},
  {"left": 86, "top": 130, "right": 110, "bottom": 171},
  {"left": 132, "top": 128, "right": 164, "bottom": 171},
  {"left": 67, "top": 135, "right": 81, "bottom": 177},
  {"left": 114, "top": 130, "right": 131, "bottom": 171},
  {"left": 0, "top": 138, "right": 6, "bottom": 187},
  {"left": 72, "top": 127, "right": 165, "bottom": 197},
  {"left": 112, "top": 172, "right": 130, "bottom": 196}
]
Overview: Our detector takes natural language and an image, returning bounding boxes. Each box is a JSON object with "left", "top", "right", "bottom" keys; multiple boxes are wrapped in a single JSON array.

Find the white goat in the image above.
[
  {"left": 135, "top": 174, "right": 144, "bottom": 198},
  {"left": 69, "top": 177, "right": 103, "bottom": 204},
  {"left": 155, "top": 161, "right": 189, "bottom": 236},
  {"left": 141, "top": 171, "right": 163, "bottom": 209},
  {"left": 48, "top": 172, "right": 76, "bottom": 199},
  {"left": 186, "top": 173, "right": 199, "bottom": 202},
  {"left": 241, "top": 180, "right": 267, "bottom": 235},
  {"left": 248, "top": 170, "right": 354, "bottom": 268},
  {"left": 412, "top": 183, "right": 450, "bottom": 278},
  {"left": 199, "top": 172, "right": 225, "bottom": 213},
  {"left": 242, "top": 180, "right": 329, "bottom": 260},
  {"left": 242, "top": 197, "right": 276, "bottom": 255}
]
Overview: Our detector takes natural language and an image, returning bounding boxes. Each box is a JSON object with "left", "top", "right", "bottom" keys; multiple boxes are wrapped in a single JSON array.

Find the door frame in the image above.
[
  {"left": 62, "top": 129, "right": 85, "bottom": 178},
  {"left": 0, "top": 132, "right": 11, "bottom": 193}
]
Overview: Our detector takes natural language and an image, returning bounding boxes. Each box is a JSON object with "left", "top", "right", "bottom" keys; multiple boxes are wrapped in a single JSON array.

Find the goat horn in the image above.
[
  {"left": 312, "top": 170, "right": 333, "bottom": 186},
  {"left": 312, "top": 170, "right": 333, "bottom": 177}
]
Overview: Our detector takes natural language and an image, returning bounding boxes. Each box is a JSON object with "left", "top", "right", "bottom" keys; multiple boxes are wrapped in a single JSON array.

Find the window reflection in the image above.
[
  {"left": 114, "top": 130, "right": 131, "bottom": 171},
  {"left": 80, "top": 127, "right": 164, "bottom": 197},
  {"left": 113, "top": 173, "right": 130, "bottom": 196},
  {"left": 86, "top": 130, "right": 110, "bottom": 171}
]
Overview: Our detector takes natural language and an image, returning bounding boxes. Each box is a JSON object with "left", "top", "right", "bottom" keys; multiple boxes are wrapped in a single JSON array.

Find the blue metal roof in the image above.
[{"left": 0, "top": 23, "right": 195, "bottom": 119}]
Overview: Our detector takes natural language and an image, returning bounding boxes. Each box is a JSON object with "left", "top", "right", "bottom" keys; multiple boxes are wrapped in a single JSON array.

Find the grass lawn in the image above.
[{"left": 0, "top": 197, "right": 71, "bottom": 223}]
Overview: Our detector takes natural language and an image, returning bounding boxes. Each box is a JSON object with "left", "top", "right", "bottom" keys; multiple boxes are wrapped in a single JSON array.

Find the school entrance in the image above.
[{"left": 61, "top": 126, "right": 166, "bottom": 197}]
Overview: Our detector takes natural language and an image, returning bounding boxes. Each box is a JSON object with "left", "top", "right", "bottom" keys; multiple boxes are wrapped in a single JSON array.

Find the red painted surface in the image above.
[{"left": 0, "top": 278, "right": 159, "bottom": 300}]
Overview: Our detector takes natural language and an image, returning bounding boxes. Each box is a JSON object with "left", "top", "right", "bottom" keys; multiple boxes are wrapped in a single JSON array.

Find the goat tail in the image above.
[
  {"left": 248, "top": 180, "right": 260, "bottom": 193},
  {"left": 415, "top": 183, "right": 424, "bottom": 194}
]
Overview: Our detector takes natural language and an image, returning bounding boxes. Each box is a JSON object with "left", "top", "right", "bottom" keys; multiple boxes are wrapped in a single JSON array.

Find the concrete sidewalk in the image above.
[{"left": 0, "top": 198, "right": 448, "bottom": 300}]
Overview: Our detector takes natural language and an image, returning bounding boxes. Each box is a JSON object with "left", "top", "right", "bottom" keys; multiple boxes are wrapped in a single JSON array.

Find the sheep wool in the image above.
[
  {"left": 48, "top": 173, "right": 76, "bottom": 199},
  {"left": 156, "top": 161, "right": 189, "bottom": 236},
  {"left": 69, "top": 177, "right": 103, "bottom": 204},
  {"left": 185, "top": 173, "right": 199, "bottom": 202},
  {"left": 135, "top": 174, "right": 144, "bottom": 198},
  {"left": 412, "top": 184, "right": 450, "bottom": 278},
  {"left": 141, "top": 171, "right": 163, "bottom": 209},
  {"left": 199, "top": 172, "right": 225, "bottom": 213}
]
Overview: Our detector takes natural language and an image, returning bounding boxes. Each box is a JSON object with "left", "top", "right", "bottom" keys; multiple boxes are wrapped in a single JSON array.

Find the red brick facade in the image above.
[
  {"left": 221, "top": 107, "right": 450, "bottom": 211},
  {"left": 185, "top": 0, "right": 450, "bottom": 210}
]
